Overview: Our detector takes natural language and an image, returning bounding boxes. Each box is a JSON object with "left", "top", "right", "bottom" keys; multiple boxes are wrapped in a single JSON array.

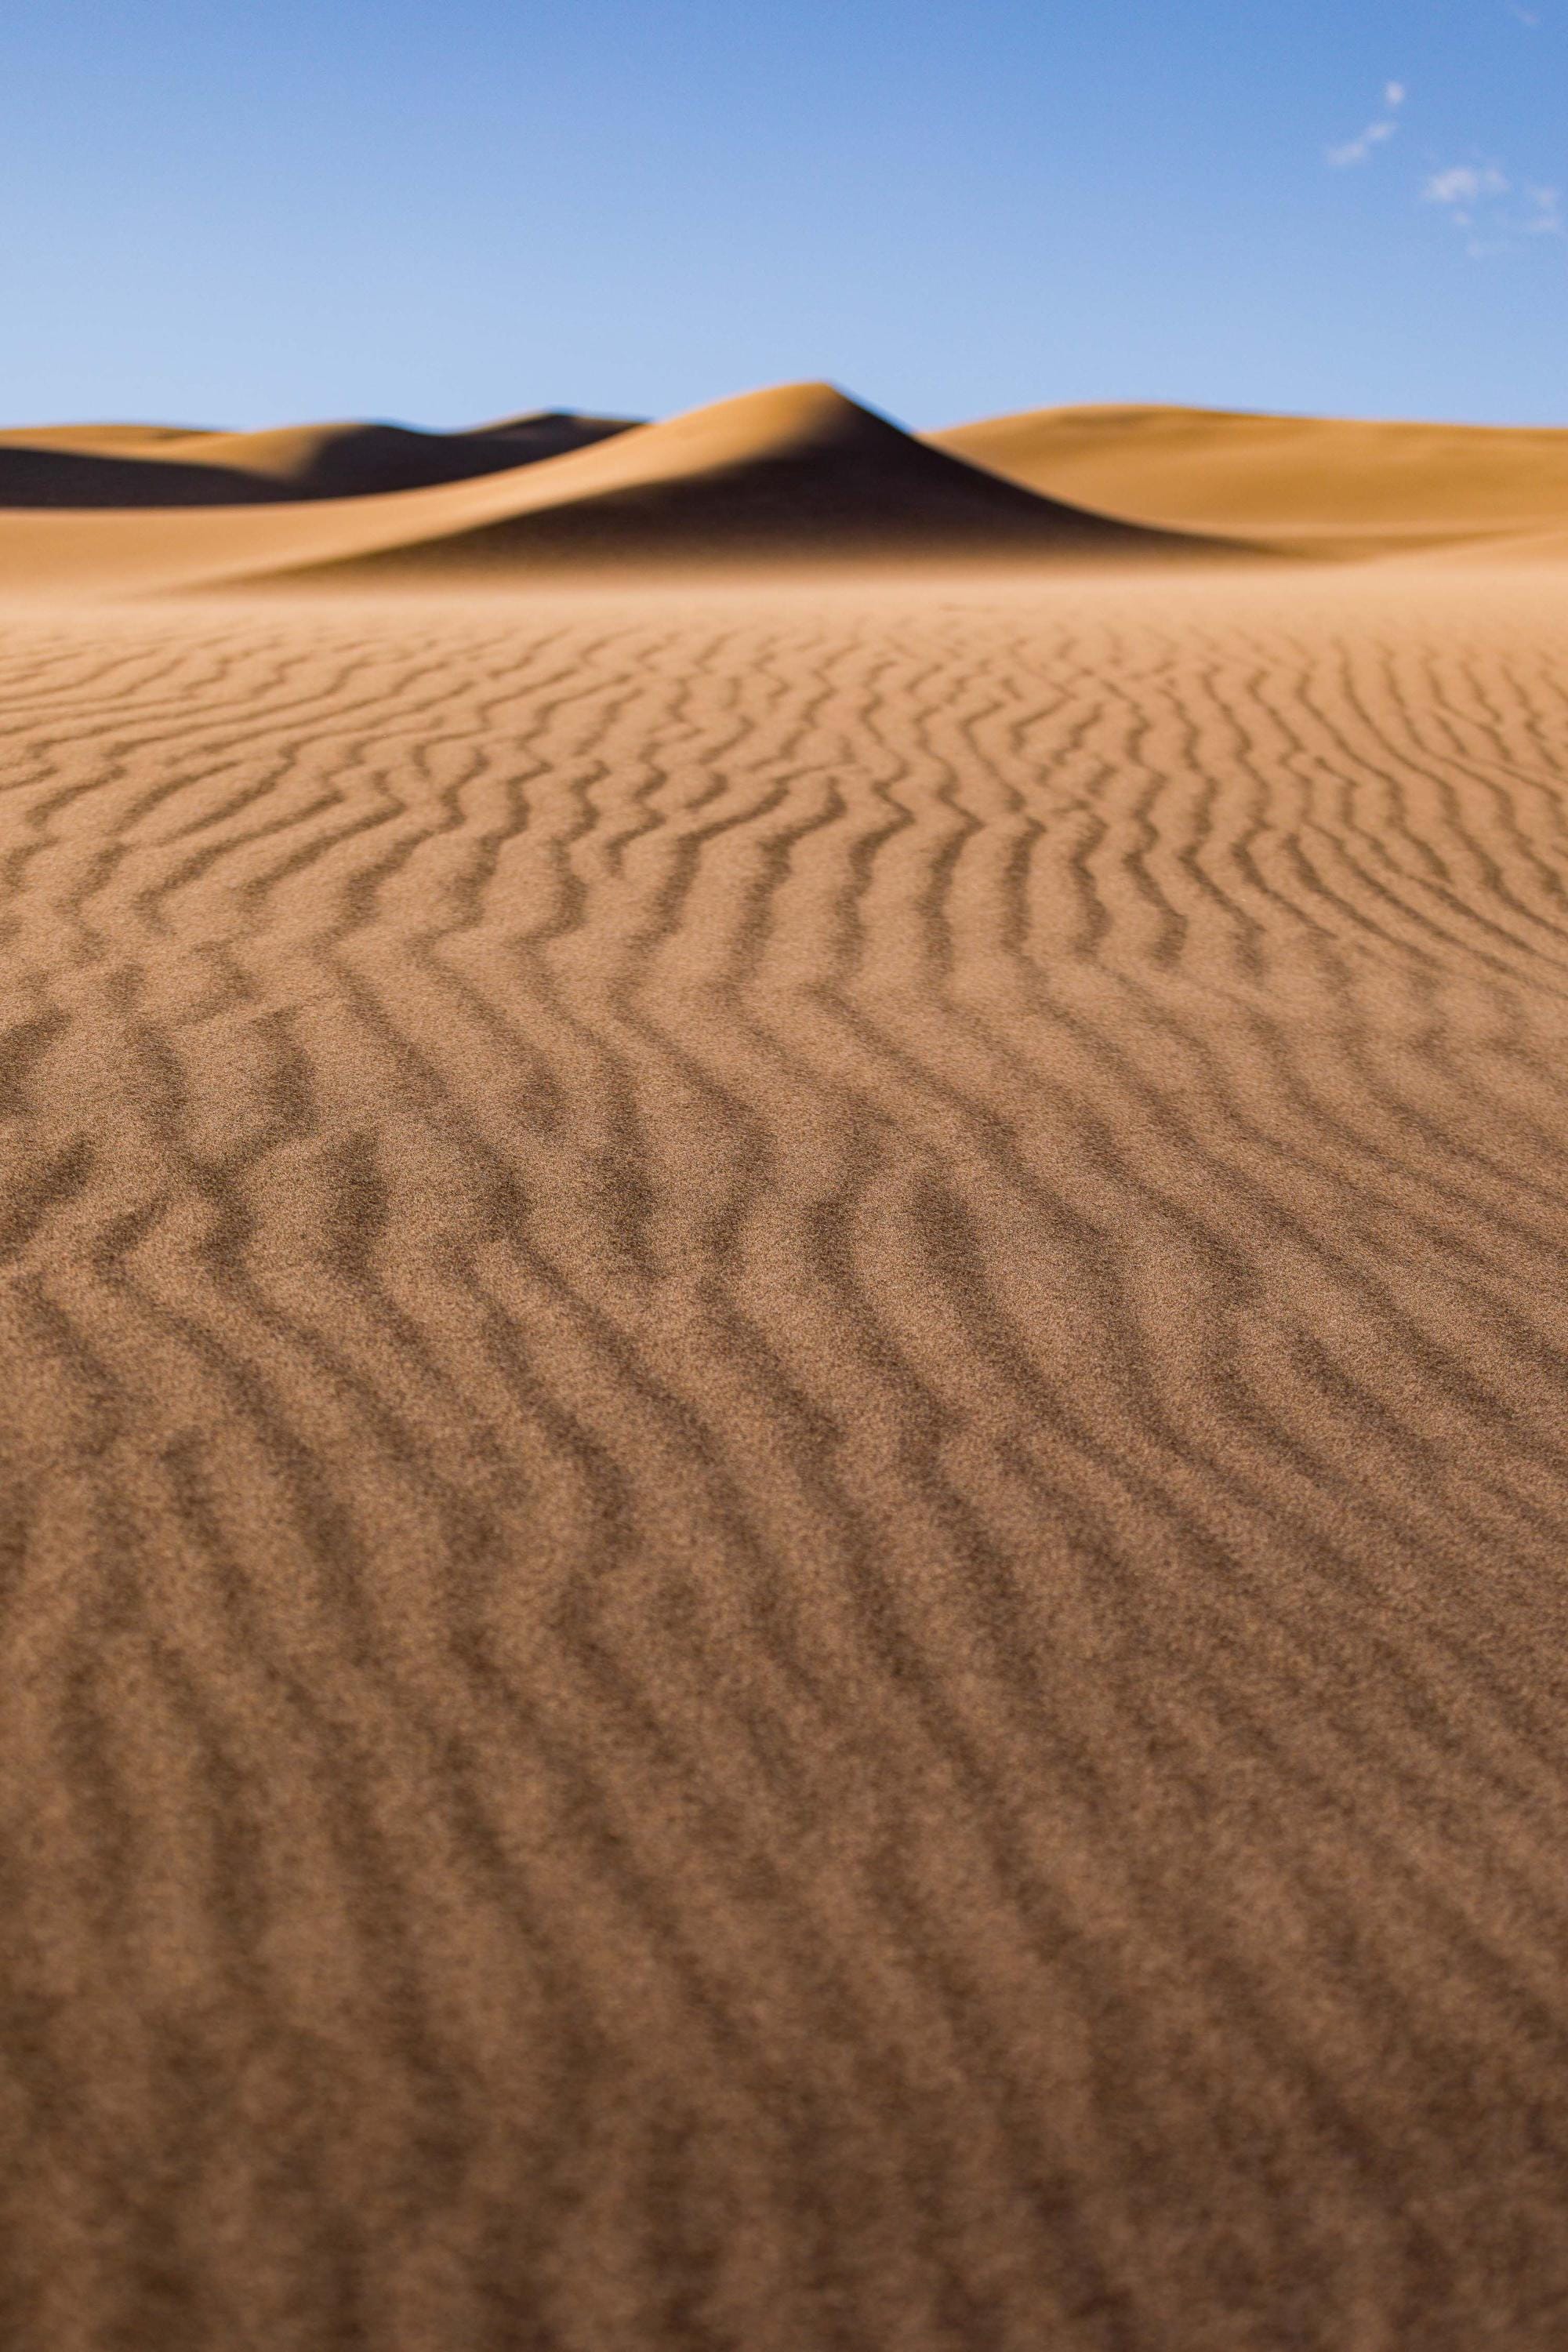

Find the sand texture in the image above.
[{"left": 1, "top": 545, "right": 1566, "bottom": 2348}]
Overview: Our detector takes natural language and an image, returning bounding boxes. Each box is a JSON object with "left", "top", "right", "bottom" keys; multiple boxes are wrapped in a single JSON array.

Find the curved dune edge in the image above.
[
  {"left": 931, "top": 400, "right": 1568, "bottom": 551},
  {"left": 0, "top": 384, "right": 1250, "bottom": 596},
  {"left": 0, "top": 411, "right": 642, "bottom": 507},
  {"left": 8, "top": 380, "right": 1562, "bottom": 593}
]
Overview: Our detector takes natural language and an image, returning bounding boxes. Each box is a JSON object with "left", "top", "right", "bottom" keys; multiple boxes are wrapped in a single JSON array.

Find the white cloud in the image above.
[
  {"left": 1330, "top": 67, "right": 1560, "bottom": 264},
  {"left": 1526, "top": 183, "right": 1565, "bottom": 233},
  {"left": 1425, "top": 165, "right": 1510, "bottom": 207},
  {"left": 1327, "top": 82, "right": 1407, "bottom": 168},
  {"left": 1328, "top": 118, "right": 1399, "bottom": 168},
  {"left": 1421, "top": 165, "right": 1562, "bottom": 252}
]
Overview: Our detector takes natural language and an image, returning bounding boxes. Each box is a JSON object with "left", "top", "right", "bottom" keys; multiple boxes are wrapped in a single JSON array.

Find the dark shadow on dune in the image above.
[
  {"left": 252, "top": 387, "right": 1244, "bottom": 585},
  {"left": 0, "top": 417, "right": 644, "bottom": 509}
]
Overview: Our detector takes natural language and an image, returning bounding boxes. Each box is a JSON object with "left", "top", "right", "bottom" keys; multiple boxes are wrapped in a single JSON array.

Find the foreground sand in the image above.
[{"left": 2, "top": 566, "right": 1567, "bottom": 2348}]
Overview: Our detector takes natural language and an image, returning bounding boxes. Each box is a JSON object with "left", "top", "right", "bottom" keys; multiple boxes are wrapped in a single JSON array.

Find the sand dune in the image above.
[
  {"left": 259, "top": 382, "right": 1240, "bottom": 586},
  {"left": 0, "top": 384, "right": 1237, "bottom": 593},
  {"left": 462, "top": 408, "right": 644, "bottom": 456},
  {"left": 0, "top": 412, "right": 640, "bottom": 508},
  {"left": 2, "top": 552, "right": 1568, "bottom": 2347},
  {"left": 0, "top": 381, "right": 1241, "bottom": 593},
  {"left": 9, "top": 388, "right": 1563, "bottom": 573},
  {"left": 0, "top": 423, "right": 217, "bottom": 450},
  {"left": 934, "top": 400, "right": 1568, "bottom": 551}
]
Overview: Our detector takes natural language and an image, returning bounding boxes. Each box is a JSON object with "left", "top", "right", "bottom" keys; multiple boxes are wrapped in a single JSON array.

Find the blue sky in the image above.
[{"left": 1, "top": 1, "right": 1563, "bottom": 430}]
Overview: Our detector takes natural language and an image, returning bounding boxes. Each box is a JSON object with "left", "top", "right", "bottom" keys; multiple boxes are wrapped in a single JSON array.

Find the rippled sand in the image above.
[{"left": 2, "top": 566, "right": 1566, "bottom": 2349}]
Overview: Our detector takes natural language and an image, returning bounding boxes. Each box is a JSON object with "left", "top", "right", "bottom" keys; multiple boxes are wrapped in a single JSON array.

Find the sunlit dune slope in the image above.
[
  {"left": 933, "top": 401, "right": 1568, "bottom": 551},
  {"left": 0, "top": 383, "right": 1232, "bottom": 594},
  {"left": 0, "top": 412, "right": 639, "bottom": 508},
  {"left": 0, "top": 423, "right": 215, "bottom": 451},
  {"left": 260, "top": 382, "right": 1235, "bottom": 586}
]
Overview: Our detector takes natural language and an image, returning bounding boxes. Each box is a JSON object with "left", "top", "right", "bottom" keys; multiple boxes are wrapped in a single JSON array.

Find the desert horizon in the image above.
[{"left": 8, "top": 379, "right": 1568, "bottom": 597}]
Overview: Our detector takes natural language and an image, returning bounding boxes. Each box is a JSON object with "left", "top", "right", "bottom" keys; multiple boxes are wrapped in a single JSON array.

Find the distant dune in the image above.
[
  {"left": 249, "top": 382, "right": 1233, "bottom": 586},
  {"left": 933, "top": 401, "right": 1568, "bottom": 553},
  {"left": 9, "top": 389, "right": 1566, "bottom": 573},
  {"left": 0, "top": 383, "right": 1241, "bottom": 593},
  {"left": 0, "top": 411, "right": 641, "bottom": 508},
  {"left": 462, "top": 408, "right": 644, "bottom": 457},
  {"left": 10, "top": 383, "right": 1566, "bottom": 592}
]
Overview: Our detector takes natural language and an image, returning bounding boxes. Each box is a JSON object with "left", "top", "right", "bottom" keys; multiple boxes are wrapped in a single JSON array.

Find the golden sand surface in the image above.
[
  {"left": 14, "top": 383, "right": 1568, "bottom": 565},
  {"left": 1, "top": 546, "right": 1566, "bottom": 2347},
  {"left": 935, "top": 399, "right": 1568, "bottom": 554}
]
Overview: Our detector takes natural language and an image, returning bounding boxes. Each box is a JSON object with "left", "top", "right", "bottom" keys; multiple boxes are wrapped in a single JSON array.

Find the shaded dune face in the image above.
[
  {"left": 9, "top": 387, "right": 1568, "bottom": 565},
  {"left": 0, "top": 440, "right": 303, "bottom": 507},
  {"left": 2, "top": 572, "right": 1568, "bottom": 2347},
  {"left": 932, "top": 401, "right": 1568, "bottom": 551},
  {"left": 0, "top": 384, "right": 1234, "bottom": 593},
  {"left": 461, "top": 408, "right": 645, "bottom": 456},
  {"left": 263, "top": 383, "right": 1225, "bottom": 584},
  {"left": 0, "top": 414, "right": 642, "bottom": 507}
]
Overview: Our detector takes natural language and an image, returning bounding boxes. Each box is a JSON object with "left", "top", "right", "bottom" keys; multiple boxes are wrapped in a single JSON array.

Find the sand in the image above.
[
  {"left": 2, "top": 389, "right": 1567, "bottom": 2349},
  {"left": 0, "top": 385, "right": 1241, "bottom": 596},
  {"left": 934, "top": 399, "right": 1568, "bottom": 555},
  {"left": 0, "top": 413, "right": 641, "bottom": 507}
]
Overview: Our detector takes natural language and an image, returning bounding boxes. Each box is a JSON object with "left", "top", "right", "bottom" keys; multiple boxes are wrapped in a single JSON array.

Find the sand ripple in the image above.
[{"left": 2, "top": 571, "right": 1566, "bottom": 2347}]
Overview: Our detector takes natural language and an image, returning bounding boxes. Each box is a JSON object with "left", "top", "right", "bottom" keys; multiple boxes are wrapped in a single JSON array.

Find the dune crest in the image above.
[
  {"left": 933, "top": 399, "right": 1568, "bottom": 551},
  {"left": 9, "top": 388, "right": 1566, "bottom": 570},
  {"left": 0, "top": 412, "right": 642, "bottom": 510},
  {"left": 252, "top": 379, "right": 1233, "bottom": 585},
  {"left": 462, "top": 408, "right": 644, "bottom": 456},
  {"left": 0, "top": 381, "right": 1236, "bottom": 595}
]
